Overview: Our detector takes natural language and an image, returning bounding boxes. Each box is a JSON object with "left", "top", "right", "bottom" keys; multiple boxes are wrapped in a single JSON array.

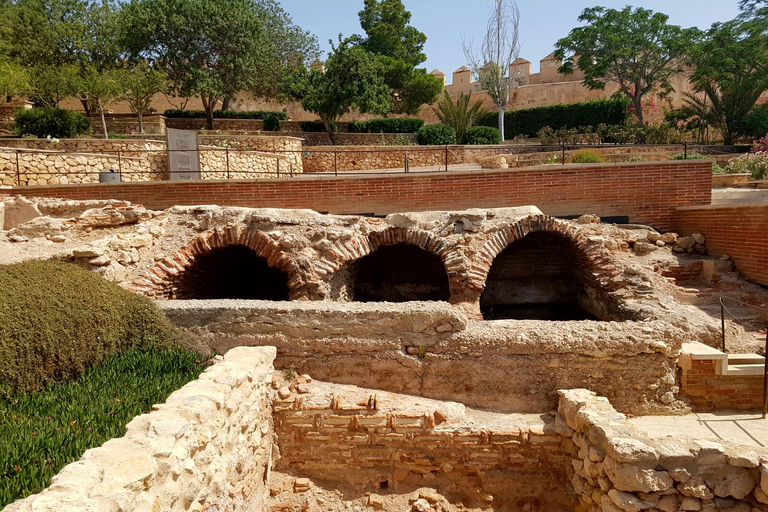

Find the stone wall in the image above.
[
  {"left": 559, "top": 388, "right": 768, "bottom": 512},
  {"left": 160, "top": 300, "right": 688, "bottom": 415},
  {"left": 301, "top": 144, "right": 513, "bottom": 172},
  {"left": 273, "top": 379, "right": 573, "bottom": 509},
  {"left": 3, "top": 346, "right": 277, "bottom": 512},
  {"left": 10, "top": 161, "right": 713, "bottom": 231},
  {"left": 0, "top": 136, "right": 304, "bottom": 185},
  {"left": 676, "top": 204, "right": 768, "bottom": 286},
  {"left": 88, "top": 114, "right": 167, "bottom": 135}
]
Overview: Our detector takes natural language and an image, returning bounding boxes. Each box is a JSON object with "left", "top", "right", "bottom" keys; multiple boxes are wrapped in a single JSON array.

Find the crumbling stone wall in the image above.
[
  {"left": 558, "top": 389, "right": 768, "bottom": 512},
  {"left": 161, "top": 300, "right": 687, "bottom": 415},
  {"left": 3, "top": 347, "right": 277, "bottom": 512}
]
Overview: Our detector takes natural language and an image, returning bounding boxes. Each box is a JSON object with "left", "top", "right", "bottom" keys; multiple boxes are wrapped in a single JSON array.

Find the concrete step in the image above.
[
  {"left": 725, "top": 363, "right": 766, "bottom": 376},
  {"left": 728, "top": 353, "right": 765, "bottom": 365}
]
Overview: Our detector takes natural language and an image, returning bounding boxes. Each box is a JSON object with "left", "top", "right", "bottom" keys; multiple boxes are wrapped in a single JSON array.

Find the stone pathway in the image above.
[{"left": 629, "top": 410, "right": 768, "bottom": 448}]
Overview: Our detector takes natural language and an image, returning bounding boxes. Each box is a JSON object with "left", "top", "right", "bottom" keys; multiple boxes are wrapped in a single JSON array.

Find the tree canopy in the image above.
[
  {"left": 686, "top": 12, "right": 768, "bottom": 144},
  {"left": 352, "top": 0, "right": 441, "bottom": 115},
  {"left": 554, "top": 6, "right": 698, "bottom": 127},
  {"left": 122, "top": 0, "right": 318, "bottom": 129},
  {"left": 280, "top": 38, "right": 391, "bottom": 143}
]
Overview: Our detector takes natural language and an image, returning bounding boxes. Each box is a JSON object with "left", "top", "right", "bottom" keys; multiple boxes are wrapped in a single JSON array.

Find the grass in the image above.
[{"left": 0, "top": 347, "right": 210, "bottom": 507}]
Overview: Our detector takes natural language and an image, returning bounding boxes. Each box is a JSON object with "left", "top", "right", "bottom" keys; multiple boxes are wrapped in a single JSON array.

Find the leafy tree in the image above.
[
  {"left": 686, "top": 18, "right": 768, "bottom": 144},
  {"left": 432, "top": 90, "right": 484, "bottom": 143},
  {"left": 554, "top": 6, "right": 697, "bottom": 127},
  {"left": 463, "top": 0, "right": 520, "bottom": 141},
  {"left": 123, "top": 0, "right": 318, "bottom": 130},
  {"left": 77, "top": 67, "right": 124, "bottom": 139},
  {"left": 0, "top": 60, "right": 29, "bottom": 102},
  {"left": 118, "top": 63, "right": 169, "bottom": 133},
  {"left": 280, "top": 38, "right": 392, "bottom": 144},
  {"left": 28, "top": 64, "right": 81, "bottom": 108},
  {"left": 353, "top": 0, "right": 441, "bottom": 114}
]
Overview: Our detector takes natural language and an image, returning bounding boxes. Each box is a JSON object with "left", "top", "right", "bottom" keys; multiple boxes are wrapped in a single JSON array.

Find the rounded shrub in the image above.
[
  {"left": 263, "top": 114, "right": 281, "bottom": 131},
  {"left": 347, "top": 121, "right": 369, "bottom": 133},
  {"left": 463, "top": 126, "right": 500, "bottom": 145},
  {"left": 14, "top": 108, "right": 92, "bottom": 138},
  {"left": 367, "top": 118, "right": 424, "bottom": 133},
  {"left": 568, "top": 149, "right": 606, "bottom": 164},
  {"left": 0, "top": 261, "right": 181, "bottom": 390},
  {"left": 416, "top": 124, "right": 457, "bottom": 145}
]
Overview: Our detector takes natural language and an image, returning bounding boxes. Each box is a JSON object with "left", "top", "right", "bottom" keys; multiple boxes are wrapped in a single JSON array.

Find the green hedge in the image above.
[
  {"left": 463, "top": 126, "right": 500, "bottom": 145},
  {"left": 0, "top": 261, "right": 182, "bottom": 391},
  {"left": 478, "top": 98, "right": 629, "bottom": 138},
  {"left": 417, "top": 124, "right": 456, "bottom": 145},
  {"left": 347, "top": 121, "right": 369, "bottom": 133},
  {"left": 14, "top": 108, "right": 92, "bottom": 138},
  {"left": 300, "top": 121, "right": 337, "bottom": 132},
  {"left": 164, "top": 109, "right": 288, "bottom": 120},
  {"left": 366, "top": 118, "right": 424, "bottom": 133}
]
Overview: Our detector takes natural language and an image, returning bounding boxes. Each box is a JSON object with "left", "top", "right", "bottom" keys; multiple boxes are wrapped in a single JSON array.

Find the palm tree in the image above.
[{"left": 432, "top": 90, "right": 485, "bottom": 143}]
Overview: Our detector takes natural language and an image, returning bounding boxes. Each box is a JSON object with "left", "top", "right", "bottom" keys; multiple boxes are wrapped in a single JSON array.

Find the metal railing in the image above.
[
  {"left": 719, "top": 295, "right": 768, "bottom": 418},
  {"left": 0, "top": 142, "right": 743, "bottom": 186}
]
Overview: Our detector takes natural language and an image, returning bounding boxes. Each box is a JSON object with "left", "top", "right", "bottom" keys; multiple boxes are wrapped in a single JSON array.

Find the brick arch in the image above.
[
  {"left": 466, "top": 214, "right": 620, "bottom": 294},
  {"left": 128, "top": 224, "right": 302, "bottom": 299},
  {"left": 314, "top": 227, "right": 465, "bottom": 296}
]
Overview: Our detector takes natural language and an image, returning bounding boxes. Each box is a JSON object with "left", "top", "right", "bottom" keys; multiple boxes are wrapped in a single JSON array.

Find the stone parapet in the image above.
[
  {"left": 3, "top": 346, "right": 277, "bottom": 512},
  {"left": 558, "top": 388, "right": 768, "bottom": 512}
]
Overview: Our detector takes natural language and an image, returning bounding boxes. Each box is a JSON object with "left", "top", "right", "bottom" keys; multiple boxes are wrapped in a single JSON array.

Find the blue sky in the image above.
[{"left": 280, "top": 0, "right": 742, "bottom": 78}]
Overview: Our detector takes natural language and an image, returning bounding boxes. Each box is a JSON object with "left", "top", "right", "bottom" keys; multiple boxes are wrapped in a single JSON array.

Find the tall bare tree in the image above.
[{"left": 463, "top": 0, "right": 520, "bottom": 142}]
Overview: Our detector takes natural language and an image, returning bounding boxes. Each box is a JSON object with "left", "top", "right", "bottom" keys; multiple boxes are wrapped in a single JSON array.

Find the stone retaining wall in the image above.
[
  {"left": 301, "top": 144, "right": 511, "bottom": 172},
  {"left": 559, "top": 389, "right": 768, "bottom": 512},
  {"left": 160, "top": 300, "right": 687, "bottom": 415},
  {"left": 4, "top": 346, "right": 277, "bottom": 512},
  {"left": 0, "top": 136, "right": 304, "bottom": 185}
]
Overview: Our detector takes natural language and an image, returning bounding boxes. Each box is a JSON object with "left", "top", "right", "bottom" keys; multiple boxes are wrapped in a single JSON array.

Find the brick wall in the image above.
[
  {"left": 676, "top": 204, "right": 768, "bottom": 285},
  {"left": 681, "top": 359, "right": 766, "bottom": 410},
  {"left": 9, "top": 160, "right": 711, "bottom": 230}
]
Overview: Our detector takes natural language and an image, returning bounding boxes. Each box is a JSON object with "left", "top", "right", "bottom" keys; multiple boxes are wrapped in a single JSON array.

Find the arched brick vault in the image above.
[
  {"left": 128, "top": 224, "right": 302, "bottom": 299},
  {"left": 313, "top": 227, "right": 466, "bottom": 299},
  {"left": 465, "top": 214, "right": 621, "bottom": 301}
]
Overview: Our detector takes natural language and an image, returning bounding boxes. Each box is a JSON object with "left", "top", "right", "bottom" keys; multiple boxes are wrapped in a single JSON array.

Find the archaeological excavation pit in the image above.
[
  {"left": 171, "top": 244, "right": 289, "bottom": 300},
  {"left": 480, "top": 231, "right": 601, "bottom": 321},
  {"left": 343, "top": 243, "right": 451, "bottom": 303}
]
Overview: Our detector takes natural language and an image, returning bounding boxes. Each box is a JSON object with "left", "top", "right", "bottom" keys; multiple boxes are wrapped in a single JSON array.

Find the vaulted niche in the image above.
[
  {"left": 480, "top": 231, "right": 600, "bottom": 321},
  {"left": 173, "top": 245, "right": 289, "bottom": 300},
  {"left": 345, "top": 244, "right": 450, "bottom": 302}
]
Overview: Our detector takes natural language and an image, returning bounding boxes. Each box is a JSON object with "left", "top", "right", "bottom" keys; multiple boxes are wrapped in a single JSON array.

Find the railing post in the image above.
[
  {"left": 721, "top": 299, "right": 726, "bottom": 353},
  {"left": 117, "top": 148, "right": 123, "bottom": 175},
  {"left": 334, "top": 149, "right": 338, "bottom": 176},
  {"left": 684, "top": 142, "right": 688, "bottom": 160},
  {"left": 226, "top": 148, "right": 230, "bottom": 179},
  {"left": 445, "top": 145, "right": 449, "bottom": 172},
  {"left": 276, "top": 156, "right": 280, "bottom": 178},
  {"left": 15, "top": 149, "right": 21, "bottom": 186},
  {"left": 561, "top": 142, "right": 566, "bottom": 165},
  {"left": 404, "top": 152, "right": 409, "bottom": 173},
  {"left": 289, "top": 161, "right": 294, "bottom": 177},
  {"left": 762, "top": 328, "right": 767, "bottom": 418}
]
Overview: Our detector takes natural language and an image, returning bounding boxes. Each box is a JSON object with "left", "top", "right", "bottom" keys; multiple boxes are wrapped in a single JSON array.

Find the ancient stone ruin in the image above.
[{"left": 1, "top": 196, "right": 767, "bottom": 512}]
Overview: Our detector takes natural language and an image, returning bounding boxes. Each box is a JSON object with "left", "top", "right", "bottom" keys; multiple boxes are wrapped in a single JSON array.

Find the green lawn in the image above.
[{"left": 0, "top": 347, "right": 209, "bottom": 508}]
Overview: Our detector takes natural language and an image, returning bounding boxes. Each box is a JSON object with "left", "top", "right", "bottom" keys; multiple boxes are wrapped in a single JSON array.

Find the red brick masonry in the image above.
[
  {"left": 681, "top": 359, "right": 765, "bottom": 410},
  {"left": 5, "top": 160, "right": 711, "bottom": 231},
  {"left": 676, "top": 203, "right": 768, "bottom": 286}
]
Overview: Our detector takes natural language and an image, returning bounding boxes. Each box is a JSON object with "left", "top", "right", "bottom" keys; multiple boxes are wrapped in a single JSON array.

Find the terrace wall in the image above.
[{"left": 7, "top": 160, "right": 712, "bottom": 230}]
